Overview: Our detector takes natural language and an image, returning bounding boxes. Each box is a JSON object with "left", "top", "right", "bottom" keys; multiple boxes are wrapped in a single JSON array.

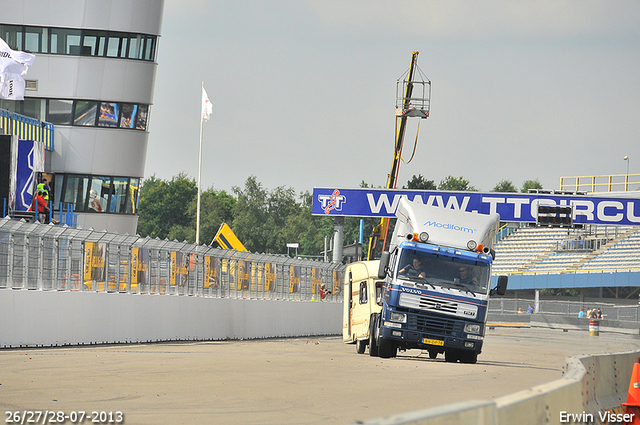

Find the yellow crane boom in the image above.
[{"left": 367, "top": 51, "right": 431, "bottom": 260}]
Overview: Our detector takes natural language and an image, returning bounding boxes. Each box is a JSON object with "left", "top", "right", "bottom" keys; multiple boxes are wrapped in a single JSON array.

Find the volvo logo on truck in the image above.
[{"left": 401, "top": 287, "right": 422, "bottom": 295}]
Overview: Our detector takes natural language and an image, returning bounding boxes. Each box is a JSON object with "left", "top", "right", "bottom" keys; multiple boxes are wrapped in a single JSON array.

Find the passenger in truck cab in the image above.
[
  {"left": 399, "top": 256, "right": 426, "bottom": 278},
  {"left": 457, "top": 266, "right": 478, "bottom": 285}
]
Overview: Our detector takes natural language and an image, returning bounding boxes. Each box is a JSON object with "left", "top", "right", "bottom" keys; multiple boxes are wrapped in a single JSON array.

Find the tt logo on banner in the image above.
[{"left": 318, "top": 189, "right": 346, "bottom": 214}]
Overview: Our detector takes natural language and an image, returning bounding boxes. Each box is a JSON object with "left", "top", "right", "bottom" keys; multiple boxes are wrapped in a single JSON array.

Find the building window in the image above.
[
  {"left": 25, "top": 26, "right": 47, "bottom": 53},
  {"left": 73, "top": 101, "right": 98, "bottom": 126},
  {"left": 106, "top": 32, "right": 129, "bottom": 58},
  {"left": 50, "top": 28, "right": 82, "bottom": 55},
  {"left": 135, "top": 105, "right": 148, "bottom": 131},
  {"left": 9, "top": 98, "right": 150, "bottom": 131},
  {"left": 46, "top": 99, "right": 73, "bottom": 125},
  {"left": 0, "top": 24, "right": 157, "bottom": 61},
  {"left": 129, "top": 34, "right": 143, "bottom": 60},
  {"left": 59, "top": 174, "right": 90, "bottom": 212},
  {"left": 0, "top": 24, "right": 22, "bottom": 50},
  {"left": 22, "top": 98, "right": 46, "bottom": 120},
  {"left": 144, "top": 36, "right": 156, "bottom": 61},
  {"left": 54, "top": 174, "right": 140, "bottom": 215},
  {"left": 0, "top": 99, "right": 20, "bottom": 114},
  {"left": 128, "top": 178, "right": 140, "bottom": 214},
  {"left": 120, "top": 104, "right": 136, "bottom": 128},
  {"left": 82, "top": 30, "right": 106, "bottom": 57},
  {"left": 111, "top": 177, "right": 129, "bottom": 213},
  {"left": 89, "top": 176, "right": 111, "bottom": 212},
  {"left": 98, "top": 102, "right": 119, "bottom": 127}
]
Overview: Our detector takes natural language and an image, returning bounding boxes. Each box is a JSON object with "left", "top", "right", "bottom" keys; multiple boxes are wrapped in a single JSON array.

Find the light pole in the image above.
[
  {"left": 623, "top": 156, "right": 629, "bottom": 191},
  {"left": 624, "top": 156, "right": 630, "bottom": 175}
]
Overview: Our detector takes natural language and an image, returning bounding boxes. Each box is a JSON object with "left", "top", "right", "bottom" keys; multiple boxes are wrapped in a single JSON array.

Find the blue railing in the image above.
[{"left": 0, "top": 108, "right": 54, "bottom": 150}]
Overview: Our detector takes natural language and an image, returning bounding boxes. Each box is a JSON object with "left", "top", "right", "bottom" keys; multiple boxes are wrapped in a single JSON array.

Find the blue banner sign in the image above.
[
  {"left": 312, "top": 188, "right": 640, "bottom": 226},
  {"left": 15, "top": 139, "right": 44, "bottom": 211}
]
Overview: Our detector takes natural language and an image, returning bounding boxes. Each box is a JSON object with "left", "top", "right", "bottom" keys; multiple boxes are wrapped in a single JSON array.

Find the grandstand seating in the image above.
[
  {"left": 492, "top": 225, "right": 640, "bottom": 275},
  {"left": 577, "top": 230, "right": 640, "bottom": 272}
]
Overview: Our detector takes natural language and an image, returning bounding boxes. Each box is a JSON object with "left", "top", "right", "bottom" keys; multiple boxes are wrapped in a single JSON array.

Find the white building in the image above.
[{"left": 1, "top": 0, "right": 165, "bottom": 234}]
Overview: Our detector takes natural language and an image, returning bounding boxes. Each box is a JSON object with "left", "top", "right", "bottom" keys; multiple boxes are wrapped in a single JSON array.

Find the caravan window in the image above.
[{"left": 359, "top": 282, "right": 368, "bottom": 304}]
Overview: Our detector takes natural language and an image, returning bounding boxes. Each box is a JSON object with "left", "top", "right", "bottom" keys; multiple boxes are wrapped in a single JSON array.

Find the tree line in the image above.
[{"left": 136, "top": 174, "right": 543, "bottom": 257}]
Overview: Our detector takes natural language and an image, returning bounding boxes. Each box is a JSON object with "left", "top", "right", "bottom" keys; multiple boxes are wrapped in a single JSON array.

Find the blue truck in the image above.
[{"left": 343, "top": 198, "right": 508, "bottom": 363}]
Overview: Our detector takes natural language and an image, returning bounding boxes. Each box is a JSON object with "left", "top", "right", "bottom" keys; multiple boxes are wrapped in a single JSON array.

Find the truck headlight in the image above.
[
  {"left": 389, "top": 312, "right": 407, "bottom": 323},
  {"left": 464, "top": 323, "right": 481, "bottom": 334}
]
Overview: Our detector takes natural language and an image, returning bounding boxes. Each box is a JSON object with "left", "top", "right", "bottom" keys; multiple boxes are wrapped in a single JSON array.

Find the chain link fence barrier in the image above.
[{"left": 0, "top": 218, "right": 345, "bottom": 302}]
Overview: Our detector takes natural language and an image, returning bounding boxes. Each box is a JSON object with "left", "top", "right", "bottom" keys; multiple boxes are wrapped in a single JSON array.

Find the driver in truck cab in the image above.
[
  {"left": 399, "top": 256, "right": 426, "bottom": 278},
  {"left": 457, "top": 265, "right": 478, "bottom": 285}
]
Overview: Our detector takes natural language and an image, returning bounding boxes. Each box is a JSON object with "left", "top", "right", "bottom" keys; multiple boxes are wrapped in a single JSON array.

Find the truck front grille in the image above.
[
  {"left": 407, "top": 315, "right": 461, "bottom": 336},
  {"left": 399, "top": 292, "right": 458, "bottom": 314},
  {"left": 398, "top": 292, "right": 478, "bottom": 319}
]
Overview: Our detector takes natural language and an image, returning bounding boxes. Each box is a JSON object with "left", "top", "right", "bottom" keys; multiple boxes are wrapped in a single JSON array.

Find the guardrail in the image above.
[
  {"left": 357, "top": 349, "right": 640, "bottom": 425},
  {"left": 0, "top": 217, "right": 344, "bottom": 302},
  {"left": 0, "top": 108, "right": 55, "bottom": 150},
  {"left": 488, "top": 297, "right": 640, "bottom": 322}
]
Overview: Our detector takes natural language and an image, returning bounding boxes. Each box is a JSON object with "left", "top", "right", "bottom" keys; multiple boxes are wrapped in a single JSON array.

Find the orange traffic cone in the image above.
[{"left": 622, "top": 358, "right": 640, "bottom": 425}]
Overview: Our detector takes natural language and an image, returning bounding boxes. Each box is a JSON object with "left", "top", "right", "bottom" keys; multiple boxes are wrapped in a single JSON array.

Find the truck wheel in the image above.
[
  {"left": 369, "top": 315, "right": 379, "bottom": 357},
  {"left": 460, "top": 351, "right": 478, "bottom": 364},
  {"left": 444, "top": 350, "right": 458, "bottom": 363},
  {"left": 356, "top": 339, "right": 367, "bottom": 354},
  {"left": 428, "top": 350, "right": 438, "bottom": 359},
  {"left": 378, "top": 338, "right": 397, "bottom": 358}
]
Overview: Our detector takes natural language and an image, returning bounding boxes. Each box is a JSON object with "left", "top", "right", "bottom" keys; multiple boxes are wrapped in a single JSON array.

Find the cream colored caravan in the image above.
[{"left": 342, "top": 261, "right": 384, "bottom": 354}]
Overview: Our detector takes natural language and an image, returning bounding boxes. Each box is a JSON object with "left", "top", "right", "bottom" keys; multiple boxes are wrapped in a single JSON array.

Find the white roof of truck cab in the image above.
[{"left": 391, "top": 198, "right": 500, "bottom": 251}]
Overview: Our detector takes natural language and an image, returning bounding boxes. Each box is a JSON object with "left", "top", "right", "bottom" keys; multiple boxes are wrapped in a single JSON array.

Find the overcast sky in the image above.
[{"left": 146, "top": 1, "right": 640, "bottom": 196}]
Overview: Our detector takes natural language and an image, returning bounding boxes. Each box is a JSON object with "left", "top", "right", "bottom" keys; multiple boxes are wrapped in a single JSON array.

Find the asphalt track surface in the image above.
[{"left": 1, "top": 327, "right": 640, "bottom": 425}]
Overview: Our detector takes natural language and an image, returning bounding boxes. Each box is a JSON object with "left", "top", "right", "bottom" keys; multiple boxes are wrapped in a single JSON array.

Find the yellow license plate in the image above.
[{"left": 423, "top": 338, "right": 444, "bottom": 346}]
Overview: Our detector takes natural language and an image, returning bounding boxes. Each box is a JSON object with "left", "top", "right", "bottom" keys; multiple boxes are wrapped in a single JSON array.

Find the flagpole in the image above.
[{"left": 196, "top": 82, "right": 204, "bottom": 244}]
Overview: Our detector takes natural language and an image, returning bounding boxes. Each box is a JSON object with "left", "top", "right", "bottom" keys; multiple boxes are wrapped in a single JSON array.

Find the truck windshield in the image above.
[{"left": 395, "top": 249, "right": 491, "bottom": 294}]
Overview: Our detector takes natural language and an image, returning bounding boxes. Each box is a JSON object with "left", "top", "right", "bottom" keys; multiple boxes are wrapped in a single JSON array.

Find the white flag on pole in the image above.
[
  {"left": 0, "top": 36, "right": 35, "bottom": 100},
  {"left": 202, "top": 87, "right": 213, "bottom": 122}
]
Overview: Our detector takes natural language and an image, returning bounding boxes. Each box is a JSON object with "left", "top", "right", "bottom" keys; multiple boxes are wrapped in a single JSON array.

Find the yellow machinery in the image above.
[{"left": 212, "top": 222, "right": 247, "bottom": 252}]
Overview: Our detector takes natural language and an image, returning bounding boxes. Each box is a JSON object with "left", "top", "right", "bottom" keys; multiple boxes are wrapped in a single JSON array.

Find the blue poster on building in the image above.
[
  {"left": 311, "top": 187, "right": 640, "bottom": 226},
  {"left": 14, "top": 139, "right": 44, "bottom": 211}
]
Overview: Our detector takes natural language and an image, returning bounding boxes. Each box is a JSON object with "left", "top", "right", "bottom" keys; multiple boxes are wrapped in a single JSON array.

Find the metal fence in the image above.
[
  {"left": 488, "top": 298, "right": 640, "bottom": 321},
  {"left": 0, "top": 217, "right": 345, "bottom": 301}
]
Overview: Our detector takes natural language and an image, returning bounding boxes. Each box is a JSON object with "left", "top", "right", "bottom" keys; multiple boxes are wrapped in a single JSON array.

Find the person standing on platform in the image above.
[{"left": 30, "top": 191, "right": 49, "bottom": 223}]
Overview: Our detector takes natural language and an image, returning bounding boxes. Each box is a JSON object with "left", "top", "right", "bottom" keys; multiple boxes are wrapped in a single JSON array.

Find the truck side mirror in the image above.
[
  {"left": 378, "top": 251, "right": 390, "bottom": 279},
  {"left": 491, "top": 275, "right": 508, "bottom": 296}
]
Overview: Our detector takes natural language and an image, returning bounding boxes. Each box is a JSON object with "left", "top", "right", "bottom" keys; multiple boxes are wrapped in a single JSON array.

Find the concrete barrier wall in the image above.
[
  {"left": 360, "top": 350, "right": 640, "bottom": 425},
  {"left": 0, "top": 289, "right": 343, "bottom": 348}
]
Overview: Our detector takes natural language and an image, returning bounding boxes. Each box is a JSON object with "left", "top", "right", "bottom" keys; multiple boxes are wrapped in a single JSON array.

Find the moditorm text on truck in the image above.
[{"left": 343, "top": 198, "right": 508, "bottom": 363}]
